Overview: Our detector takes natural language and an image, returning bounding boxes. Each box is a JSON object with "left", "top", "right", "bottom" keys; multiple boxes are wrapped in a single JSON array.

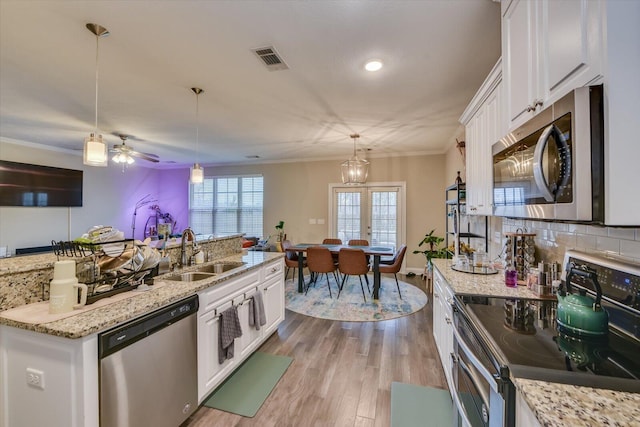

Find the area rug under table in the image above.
[
  {"left": 285, "top": 274, "right": 428, "bottom": 321},
  {"left": 203, "top": 351, "right": 293, "bottom": 417}
]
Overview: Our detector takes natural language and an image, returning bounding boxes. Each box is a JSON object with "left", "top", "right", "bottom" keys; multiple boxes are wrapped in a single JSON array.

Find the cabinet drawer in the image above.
[
  {"left": 262, "top": 259, "right": 284, "bottom": 282},
  {"left": 198, "top": 270, "right": 260, "bottom": 312}
]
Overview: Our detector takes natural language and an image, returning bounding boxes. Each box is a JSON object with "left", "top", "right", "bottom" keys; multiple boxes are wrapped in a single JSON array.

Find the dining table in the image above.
[{"left": 285, "top": 243, "right": 395, "bottom": 300}]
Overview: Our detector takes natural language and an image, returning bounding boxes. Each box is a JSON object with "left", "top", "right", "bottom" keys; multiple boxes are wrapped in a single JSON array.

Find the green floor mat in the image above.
[
  {"left": 203, "top": 351, "right": 293, "bottom": 417},
  {"left": 391, "top": 382, "right": 453, "bottom": 427}
]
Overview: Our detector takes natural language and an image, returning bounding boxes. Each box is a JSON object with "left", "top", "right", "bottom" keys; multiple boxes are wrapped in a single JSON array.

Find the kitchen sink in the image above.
[
  {"left": 196, "top": 262, "right": 246, "bottom": 274},
  {"left": 164, "top": 272, "right": 216, "bottom": 282}
]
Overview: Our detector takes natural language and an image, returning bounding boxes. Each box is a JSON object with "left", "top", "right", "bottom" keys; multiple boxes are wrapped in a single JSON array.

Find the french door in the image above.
[{"left": 329, "top": 183, "right": 405, "bottom": 249}]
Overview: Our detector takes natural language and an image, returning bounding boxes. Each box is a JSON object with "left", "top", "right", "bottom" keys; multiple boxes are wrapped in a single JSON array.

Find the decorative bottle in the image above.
[{"left": 505, "top": 261, "right": 518, "bottom": 288}]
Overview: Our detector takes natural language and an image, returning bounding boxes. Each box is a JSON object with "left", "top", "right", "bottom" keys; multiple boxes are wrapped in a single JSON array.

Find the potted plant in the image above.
[{"left": 413, "top": 229, "right": 446, "bottom": 287}]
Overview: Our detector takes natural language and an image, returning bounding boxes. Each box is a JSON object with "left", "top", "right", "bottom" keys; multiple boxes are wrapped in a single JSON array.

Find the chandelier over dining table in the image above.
[{"left": 341, "top": 133, "right": 369, "bottom": 185}]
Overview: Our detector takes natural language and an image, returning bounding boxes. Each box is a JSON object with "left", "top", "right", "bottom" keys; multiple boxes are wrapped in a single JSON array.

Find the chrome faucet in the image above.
[{"left": 180, "top": 227, "right": 197, "bottom": 267}]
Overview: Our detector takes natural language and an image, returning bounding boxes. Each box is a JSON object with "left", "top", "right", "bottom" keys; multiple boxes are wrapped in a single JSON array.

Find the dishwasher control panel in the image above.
[{"left": 98, "top": 295, "right": 199, "bottom": 358}]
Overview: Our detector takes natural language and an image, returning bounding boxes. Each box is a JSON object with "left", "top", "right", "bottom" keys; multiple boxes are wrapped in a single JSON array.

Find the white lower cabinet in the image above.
[
  {"left": 197, "top": 258, "right": 285, "bottom": 402},
  {"left": 432, "top": 266, "right": 455, "bottom": 394},
  {"left": 263, "top": 276, "right": 285, "bottom": 335}
]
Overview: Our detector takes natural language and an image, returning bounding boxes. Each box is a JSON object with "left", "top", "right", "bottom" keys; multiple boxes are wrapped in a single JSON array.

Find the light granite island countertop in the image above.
[
  {"left": 0, "top": 250, "right": 284, "bottom": 339},
  {"left": 431, "top": 258, "right": 639, "bottom": 427}
]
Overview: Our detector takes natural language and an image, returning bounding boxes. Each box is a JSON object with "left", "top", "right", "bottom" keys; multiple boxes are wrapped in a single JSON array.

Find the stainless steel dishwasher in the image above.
[{"left": 99, "top": 295, "right": 199, "bottom": 427}]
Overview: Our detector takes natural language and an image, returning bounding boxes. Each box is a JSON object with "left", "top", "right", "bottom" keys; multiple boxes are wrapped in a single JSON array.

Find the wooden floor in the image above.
[{"left": 183, "top": 274, "right": 447, "bottom": 427}]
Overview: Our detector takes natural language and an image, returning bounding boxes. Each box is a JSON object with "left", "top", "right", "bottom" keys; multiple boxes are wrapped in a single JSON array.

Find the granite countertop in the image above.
[
  {"left": 513, "top": 378, "right": 640, "bottom": 427},
  {"left": 431, "top": 258, "right": 543, "bottom": 299},
  {"left": 0, "top": 251, "right": 284, "bottom": 339},
  {"left": 431, "top": 259, "right": 639, "bottom": 427},
  {"left": 0, "top": 233, "right": 243, "bottom": 275}
]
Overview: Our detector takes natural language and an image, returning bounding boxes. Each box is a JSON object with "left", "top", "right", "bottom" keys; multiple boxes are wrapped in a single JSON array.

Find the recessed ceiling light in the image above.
[{"left": 364, "top": 60, "right": 383, "bottom": 72}]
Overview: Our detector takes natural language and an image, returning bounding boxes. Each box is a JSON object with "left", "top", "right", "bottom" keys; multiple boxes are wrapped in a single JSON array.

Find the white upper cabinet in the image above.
[
  {"left": 460, "top": 60, "right": 502, "bottom": 216},
  {"left": 502, "top": 0, "right": 602, "bottom": 130},
  {"left": 501, "top": 0, "right": 640, "bottom": 225}
]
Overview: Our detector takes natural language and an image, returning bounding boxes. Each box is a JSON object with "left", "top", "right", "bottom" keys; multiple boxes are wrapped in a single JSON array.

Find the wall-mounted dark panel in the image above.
[{"left": 0, "top": 160, "right": 83, "bottom": 207}]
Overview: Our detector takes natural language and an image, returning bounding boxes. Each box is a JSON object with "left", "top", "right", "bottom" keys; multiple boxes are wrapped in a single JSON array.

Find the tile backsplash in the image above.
[{"left": 488, "top": 217, "right": 640, "bottom": 268}]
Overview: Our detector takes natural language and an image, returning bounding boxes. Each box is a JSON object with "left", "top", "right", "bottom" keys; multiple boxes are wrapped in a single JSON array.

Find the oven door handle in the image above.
[
  {"left": 451, "top": 322, "right": 500, "bottom": 393},
  {"left": 533, "top": 123, "right": 571, "bottom": 202}
]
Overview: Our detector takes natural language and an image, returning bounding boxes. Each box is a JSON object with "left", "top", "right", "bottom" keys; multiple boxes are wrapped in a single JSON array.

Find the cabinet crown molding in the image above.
[{"left": 459, "top": 58, "right": 502, "bottom": 125}]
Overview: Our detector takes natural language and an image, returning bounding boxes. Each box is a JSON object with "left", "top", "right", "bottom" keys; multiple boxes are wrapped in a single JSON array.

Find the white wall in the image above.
[
  {"left": 202, "top": 154, "right": 447, "bottom": 270},
  {"left": 0, "top": 140, "right": 162, "bottom": 253}
]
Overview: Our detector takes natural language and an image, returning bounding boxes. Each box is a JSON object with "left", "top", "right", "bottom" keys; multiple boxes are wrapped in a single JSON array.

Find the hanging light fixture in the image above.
[
  {"left": 83, "top": 23, "right": 110, "bottom": 167},
  {"left": 190, "top": 87, "right": 204, "bottom": 184},
  {"left": 341, "top": 133, "right": 370, "bottom": 184}
]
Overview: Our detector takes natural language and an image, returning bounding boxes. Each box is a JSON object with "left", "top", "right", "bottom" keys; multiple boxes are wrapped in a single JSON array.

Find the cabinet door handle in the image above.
[
  {"left": 271, "top": 267, "right": 278, "bottom": 273},
  {"left": 434, "top": 293, "right": 440, "bottom": 298},
  {"left": 527, "top": 99, "right": 544, "bottom": 112},
  {"left": 445, "top": 317, "right": 452, "bottom": 324}
]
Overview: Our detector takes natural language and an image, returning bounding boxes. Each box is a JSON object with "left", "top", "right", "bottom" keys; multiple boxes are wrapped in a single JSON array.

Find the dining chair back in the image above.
[
  {"left": 378, "top": 244, "right": 407, "bottom": 299},
  {"left": 338, "top": 248, "right": 370, "bottom": 302},
  {"left": 322, "top": 238, "right": 342, "bottom": 245},
  {"left": 282, "top": 240, "right": 307, "bottom": 280},
  {"left": 306, "top": 246, "right": 338, "bottom": 298},
  {"left": 347, "top": 239, "right": 369, "bottom": 246}
]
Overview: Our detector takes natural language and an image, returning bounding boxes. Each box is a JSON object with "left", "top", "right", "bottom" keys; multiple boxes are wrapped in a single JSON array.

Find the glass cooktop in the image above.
[{"left": 463, "top": 296, "right": 640, "bottom": 393}]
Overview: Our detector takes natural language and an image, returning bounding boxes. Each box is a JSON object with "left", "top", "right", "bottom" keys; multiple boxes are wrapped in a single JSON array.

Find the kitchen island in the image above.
[
  {"left": 431, "top": 258, "right": 640, "bottom": 427},
  {"left": 0, "top": 246, "right": 285, "bottom": 427}
]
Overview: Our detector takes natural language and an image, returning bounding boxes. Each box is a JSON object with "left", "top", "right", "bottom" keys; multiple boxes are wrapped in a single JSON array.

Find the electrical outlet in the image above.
[{"left": 26, "top": 368, "right": 45, "bottom": 390}]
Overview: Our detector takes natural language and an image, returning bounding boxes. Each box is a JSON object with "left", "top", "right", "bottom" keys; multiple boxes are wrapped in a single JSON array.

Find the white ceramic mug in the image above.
[{"left": 49, "top": 260, "right": 88, "bottom": 314}]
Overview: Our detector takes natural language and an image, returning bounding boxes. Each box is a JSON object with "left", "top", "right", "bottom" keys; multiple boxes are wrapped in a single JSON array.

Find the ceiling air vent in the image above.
[{"left": 252, "top": 46, "right": 289, "bottom": 71}]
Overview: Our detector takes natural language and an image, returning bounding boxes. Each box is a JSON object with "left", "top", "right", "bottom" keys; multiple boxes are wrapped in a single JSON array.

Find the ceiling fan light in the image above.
[
  {"left": 126, "top": 155, "right": 135, "bottom": 165},
  {"left": 83, "top": 133, "right": 108, "bottom": 167},
  {"left": 190, "top": 163, "right": 204, "bottom": 184}
]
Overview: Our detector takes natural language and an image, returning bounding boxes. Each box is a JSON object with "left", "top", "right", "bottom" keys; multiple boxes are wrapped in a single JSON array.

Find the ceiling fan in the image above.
[{"left": 110, "top": 134, "right": 160, "bottom": 164}]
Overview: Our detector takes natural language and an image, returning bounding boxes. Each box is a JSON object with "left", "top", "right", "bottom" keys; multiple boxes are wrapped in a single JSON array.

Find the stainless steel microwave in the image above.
[{"left": 492, "top": 85, "right": 604, "bottom": 223}]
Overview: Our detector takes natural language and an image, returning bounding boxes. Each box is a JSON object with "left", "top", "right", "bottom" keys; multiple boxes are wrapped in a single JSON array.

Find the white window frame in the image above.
[
  {"left": 189, "top": 174, "right": 264, "bottom": 237},
  {"left": 328, "top": 181, "right": 406, "bottom": 251}
]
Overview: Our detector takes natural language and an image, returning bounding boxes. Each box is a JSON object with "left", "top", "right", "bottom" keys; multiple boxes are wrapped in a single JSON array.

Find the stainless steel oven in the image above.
[
  {"left": 452, "top": 299, "right": 515, "bottom": 427},
  {"left": 492, "top": 85, "right": 604, "bottom": 222},
  {"left": 451, "top": 250, "right": 640, "bottom": 426}
]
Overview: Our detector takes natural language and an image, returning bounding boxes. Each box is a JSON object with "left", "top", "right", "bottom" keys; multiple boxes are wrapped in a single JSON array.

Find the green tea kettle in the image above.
[{"left": 556, "top": 263, "right": 609, "bottom": 337}]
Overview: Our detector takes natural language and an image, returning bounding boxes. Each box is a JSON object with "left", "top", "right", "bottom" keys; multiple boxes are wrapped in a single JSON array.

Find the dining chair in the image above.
[
  {"left": 337, "top": 247, "right": 370, "bottom": 302},
  {"left": 322, "top": 238, "right": 342, "bottom": 245},
  {"left": 322, "top": 238, "right": 342, "bottom": 269},
  {"left": 347, "top": 239, "right": 370, "bottom": 288},
  {"left": 378, "top": 244, "right": 407, "bottom": 299},
  {"left": 306, "top": 246, "right": 339, "bottom": 298},
  {"left": 281, "top": 240, "right": 307, "bottom": 281}
]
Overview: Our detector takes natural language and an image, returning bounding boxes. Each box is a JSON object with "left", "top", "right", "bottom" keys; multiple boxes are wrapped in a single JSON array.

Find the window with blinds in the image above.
[{"left": 190, "top": 175, "right": 264, "bottom": 238}]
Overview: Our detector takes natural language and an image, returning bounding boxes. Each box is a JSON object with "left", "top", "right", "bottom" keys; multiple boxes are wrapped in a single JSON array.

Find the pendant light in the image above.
[
  {"left": 190, "top": 87, "right": 204, "bottom": 184},
  {"left": 83, "top": 23, "right": 110, "bottom": 167},
  {"left": 341, "top": 133, "right": 370, "bottom": 184}
]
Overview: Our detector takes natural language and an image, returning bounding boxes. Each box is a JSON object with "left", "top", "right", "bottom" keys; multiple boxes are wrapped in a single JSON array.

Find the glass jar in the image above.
[{"left": 505, "top": 264, "right": 518, "bottom": 287}]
